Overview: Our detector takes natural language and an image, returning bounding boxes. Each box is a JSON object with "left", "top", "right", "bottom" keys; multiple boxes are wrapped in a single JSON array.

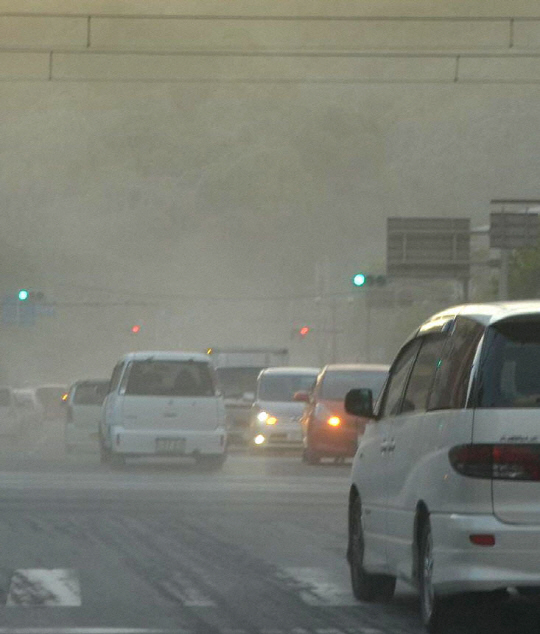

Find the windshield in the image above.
[
  {"left": 321, "top": 370, "right": 387, "bottom": 401},
  {"left": 125, "top": 361, "right": 215, "bottom": 397},
  {"left": 477, "top": 319, "right": 540, "bottom": 408},
  {"left": 72, "top": 382, "right": 109, "bottom": 406},
  {"left": 215, "top": 367, "right": 263, "bottom": 398},
  {"left": 258, "top": 374, "right": 317, "bottom": 402}
]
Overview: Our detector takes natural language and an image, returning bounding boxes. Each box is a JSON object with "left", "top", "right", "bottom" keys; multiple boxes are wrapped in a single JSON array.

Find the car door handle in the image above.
[
  {"left": 163, "top": 412, "right": 179, "bottom": 418},
  {"left": 380, "top": 441, "right": 389, "bottom": 453},
  {"left": 387, "top": 440, "right": 396, "bottom": 452}
]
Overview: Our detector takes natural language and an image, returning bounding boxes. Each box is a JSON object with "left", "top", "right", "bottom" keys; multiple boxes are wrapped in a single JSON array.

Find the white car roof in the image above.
[
  {"left": 421, "top": 300, "right": 540, "bottom": 331},
  {"left": 323, "top": 363, "right": 389, "bottom": 373},
  {"left": 260, "top": 366, "right": 319, "bottom": 376},
  {"left": 120, "top": 351, "right": 210, "bottom": 363}
]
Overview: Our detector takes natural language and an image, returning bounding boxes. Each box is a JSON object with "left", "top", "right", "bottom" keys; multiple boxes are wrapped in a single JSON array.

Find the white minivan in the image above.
[
  {"left": 100, "top": 351, "right": 227, "bottom": 468},
  {"left": 346, "top": 302, "right": 540, "bottom": 632}
]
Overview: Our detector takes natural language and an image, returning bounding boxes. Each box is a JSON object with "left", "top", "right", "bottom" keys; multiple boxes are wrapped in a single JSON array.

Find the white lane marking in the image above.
[
  {"left": 280, "top": 567, "right": 358, "bottom": 607},
  {"left": 159, "top": 572, "right": 216, "bottom": 607},
  {"left": 6, "top": 569, "right": 81, "bottom": 607}
]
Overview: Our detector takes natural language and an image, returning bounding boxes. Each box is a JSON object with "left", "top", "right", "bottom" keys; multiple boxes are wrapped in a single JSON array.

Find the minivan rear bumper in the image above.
[
  {"left": 110, "top": 426, "right": 226, "bottom": 456},
  {"left": 431, "top": 512, "right": 540, "bottom": 595}
]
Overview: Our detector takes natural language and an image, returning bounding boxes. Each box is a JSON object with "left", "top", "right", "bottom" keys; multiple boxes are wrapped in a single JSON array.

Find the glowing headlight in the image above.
[
  {"left": 257, "top": 411, "right": 269, "bottom": 422},
  {"left": 254, "top": 434, "right": 266, "bottom": 445}
]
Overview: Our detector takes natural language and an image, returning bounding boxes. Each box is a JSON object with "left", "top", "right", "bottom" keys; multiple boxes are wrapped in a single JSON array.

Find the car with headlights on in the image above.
[
  {"left": 250, "top": 366, "right": 319, "bottom": 450},
  {"left": 346, "top": 302, "right": 540, "bottom": 633},
  {"left": 297, "top": 363, "right": 388, "bottom": 464}
]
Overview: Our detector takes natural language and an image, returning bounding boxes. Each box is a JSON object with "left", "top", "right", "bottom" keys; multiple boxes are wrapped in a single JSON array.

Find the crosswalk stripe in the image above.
[
  {"left": 279, "top": 567, "right": 358, "bottom": 607},
  {"left": 6, "top": 569, "right": 81, "bottom": 607}
]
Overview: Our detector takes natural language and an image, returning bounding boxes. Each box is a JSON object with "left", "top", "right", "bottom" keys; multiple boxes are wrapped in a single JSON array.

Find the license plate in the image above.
[{"left": 156, "top": 438, "right": 186, "bottom": 454}]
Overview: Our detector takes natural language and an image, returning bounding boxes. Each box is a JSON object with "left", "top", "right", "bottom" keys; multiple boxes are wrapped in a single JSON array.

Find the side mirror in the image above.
[
  {"left": 345, "top": 388, "right": 375, "bottom": 419},
  {"left": 293, "top": 391, "right": 310, "bottom": 403}
]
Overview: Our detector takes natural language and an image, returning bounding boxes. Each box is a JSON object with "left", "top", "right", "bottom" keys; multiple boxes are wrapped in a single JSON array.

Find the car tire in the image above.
[
  {"left": 419, "top": 519, "right": 449, "bottom": 633},
  {"left": 349, "top": 497, "right": 396, "bottom": 602},
  {"left": 110, "top": 452, "right": 126, "bottom": 468},
  {"left": 196, "top": 454, "right": 226, "bottom": 471},
  {"left": 304, "top": 448, "right": 321, "bottom": 465},
  {"left": 99, "top": 430, "right": 111, "bottom": 465}
]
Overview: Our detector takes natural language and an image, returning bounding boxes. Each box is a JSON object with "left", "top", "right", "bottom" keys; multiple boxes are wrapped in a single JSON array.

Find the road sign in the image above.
[
  {"left": 489, "top": 212, "right": 539, "bottom": 249},
  {"left": 387, "top": 217, "right": 471, "bottom": 280}
]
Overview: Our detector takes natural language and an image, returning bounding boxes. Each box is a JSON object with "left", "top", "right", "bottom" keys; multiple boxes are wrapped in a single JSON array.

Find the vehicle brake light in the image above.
[
  {"left": 449, "top": 444, "right": 540, "bottom": 481},
  {"left": 470, "top": 534, "right": 496, "bottom": 547},
  {"left": 328, "top": 416, "right": 341, "bottom": 427}
]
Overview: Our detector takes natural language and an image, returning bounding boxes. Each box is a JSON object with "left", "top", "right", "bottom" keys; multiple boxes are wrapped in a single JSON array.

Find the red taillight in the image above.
[
  {"left": 449, "top": 444, "right": 540, "bottom": 481},
  {"left": 470, "top": 534, "right": 496, "bottom": 547}
]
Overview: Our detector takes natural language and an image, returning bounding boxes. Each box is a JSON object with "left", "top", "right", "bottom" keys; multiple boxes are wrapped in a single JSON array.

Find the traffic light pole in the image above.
[
  {"left": 364, "top": 295, "right": 371, "bottom": 363},
  {"left": 498, "top": 249, "right": 510, "bottom": 300}
]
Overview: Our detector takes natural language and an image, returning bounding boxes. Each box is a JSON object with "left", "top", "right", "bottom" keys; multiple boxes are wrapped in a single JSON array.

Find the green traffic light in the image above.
[
  {"left": 18, "top": 289, "right": 29, "bottom": 301},
  {"left": 352, "top": 273, "right": 366, "bottom": 287}
]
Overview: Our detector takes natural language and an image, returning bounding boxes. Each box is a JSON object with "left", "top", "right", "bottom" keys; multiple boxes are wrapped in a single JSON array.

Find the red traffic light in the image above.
[
  {"left": 131, "top": 325, "right": 141, "bottom": 334},
  {"left": 299, "top": 326, "right": 310, "bottom": 337}
]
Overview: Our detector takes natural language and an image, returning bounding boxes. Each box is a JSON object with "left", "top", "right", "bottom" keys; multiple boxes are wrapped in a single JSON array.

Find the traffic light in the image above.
[
  {"left": 17, "top": 290, "right": 45, "bottom": 302},
  {"left": 131, "top": 324, "right": 141, "bottom": 334},
  {"left": 299, "top": 326, "right": 310, "bottom": 337},
  {"left": 352, "top": 273, "right": 387, "bottom": 288}
]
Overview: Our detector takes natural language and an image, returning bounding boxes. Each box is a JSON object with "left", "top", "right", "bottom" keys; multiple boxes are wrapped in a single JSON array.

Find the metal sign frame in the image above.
[{"left": 387, "top": 217, "right": 471, "bottom": 280}]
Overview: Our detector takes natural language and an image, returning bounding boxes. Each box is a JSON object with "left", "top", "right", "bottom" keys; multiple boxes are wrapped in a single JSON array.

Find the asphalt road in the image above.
[{"left": 0, "top": 419, "right": 537, "bottom": 634}]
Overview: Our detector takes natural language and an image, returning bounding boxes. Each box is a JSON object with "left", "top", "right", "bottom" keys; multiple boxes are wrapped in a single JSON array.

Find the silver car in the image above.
[{"left": 250, "top": 367, "right": 319, "bottom": 450}]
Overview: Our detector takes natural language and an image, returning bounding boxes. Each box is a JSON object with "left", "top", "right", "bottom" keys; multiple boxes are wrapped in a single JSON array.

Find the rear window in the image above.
[
  {"left": 0, "top": 389, "right": 11, "bottom": 407},
  {"left": 321, "top": 370, "right": 387, "bottom": 401},
  {"left": 477, "top": 318, "right": 540, "bottom": 408},
  {"left": 125, "top": 360, "right": 215, "bottom": 397},
  {"left": 72, "top": 382, "right": 109, "bottom": 405},
  {"left": 258, "top": 373, "right": 317, "bottom": 402},
  {"left": 215, "top": 367, "right": 263, "bottom": 398}
]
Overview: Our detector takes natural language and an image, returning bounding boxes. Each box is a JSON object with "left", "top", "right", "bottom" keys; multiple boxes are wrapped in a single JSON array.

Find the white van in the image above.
[
  {"left": 100, "top": 352, "right": 227, "bottom": 468},
  {"left": 65, "top": 379, "right": 109, "bottom": 453},
  {"left": 346, "top": 302, "right": 540, "bottom": 633},
  {"left": 0, "top": 387, "right": 20, "bottom": 436}
]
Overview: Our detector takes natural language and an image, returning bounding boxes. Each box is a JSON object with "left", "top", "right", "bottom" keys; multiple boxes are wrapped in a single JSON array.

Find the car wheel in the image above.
[
  {"left": 419, "top": 519, "right": 449, "bottom": 633},
  {"left": 304, "top": 449, "right": 321, "bottom": 465},
  {"left": 196, "top": 454, "right": 226, "bottom": 471},
  {"left": 349, "top": 497, "right": 396, "bottom": 602},
  {"left": 110, "top": 452, "right": 126, "bottom": 468},
  {"left": 99, "top": 431, "right": 111, "bottom": 465}
]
